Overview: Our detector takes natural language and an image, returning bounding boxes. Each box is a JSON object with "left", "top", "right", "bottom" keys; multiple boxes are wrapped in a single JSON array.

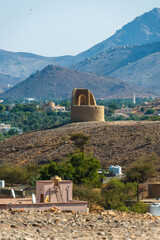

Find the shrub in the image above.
[
  {"left": 102, "top": 179, "right": 137, "bottom": 210},
  {"left": 70, "top": 133, "right": 91, "bottom": 152},
  {"left": 0, "top": 164, "right": 40, "bottom": 185},
  {"left": 73, "top": 185, "right": 105, "bottom": 210},
  {"left": 125, "top": 155, "right": 156, "bottom": 183},
  {"left": 130, "top": 201, "right": 148, "bottom": 213},
  {"left": 145, "top": 134, "right": 155, "bottom": 144},
  {"left": 116, "top": 205, "right": 130, "bottom": 212}
]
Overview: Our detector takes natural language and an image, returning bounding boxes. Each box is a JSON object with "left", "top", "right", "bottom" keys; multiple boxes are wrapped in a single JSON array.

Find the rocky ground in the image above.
[{"left": 0, "top": 209, "right": 160, "bottom": 240}]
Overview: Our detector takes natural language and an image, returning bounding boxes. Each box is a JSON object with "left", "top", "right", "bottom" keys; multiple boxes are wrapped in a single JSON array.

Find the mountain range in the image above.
[
  {"left": 72, "top": 41, "right": 160, "bottom": 93},
  {"left": 1, "top": 8, "right": 160, "bottom": 98}
]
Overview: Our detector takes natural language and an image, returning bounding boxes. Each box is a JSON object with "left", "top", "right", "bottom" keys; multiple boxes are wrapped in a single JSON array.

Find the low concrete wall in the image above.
[
  {"left": 71, "top": 105, "right": 104, "bottom": 122},
  {"left": 0, "top": 201, "right": 88, "bottom": 213}
]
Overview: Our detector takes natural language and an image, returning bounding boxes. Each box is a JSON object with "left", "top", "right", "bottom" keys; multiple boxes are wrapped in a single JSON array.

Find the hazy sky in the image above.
[{"left": 1, "top": 0, "right": 160, "bottom": 57}]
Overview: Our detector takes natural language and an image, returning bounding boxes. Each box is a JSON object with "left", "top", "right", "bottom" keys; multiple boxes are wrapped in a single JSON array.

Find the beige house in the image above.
[
  {"left": 43, "top": 102, "right": 65, "bottom": 112},
  {"left": 0, "top": 177, "right": 87, "bottom": 213}
]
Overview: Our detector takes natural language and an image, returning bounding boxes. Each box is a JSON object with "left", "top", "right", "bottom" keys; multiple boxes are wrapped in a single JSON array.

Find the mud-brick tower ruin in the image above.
[{"left": 71, "top": 88, "right": 105, "bottom": 122}]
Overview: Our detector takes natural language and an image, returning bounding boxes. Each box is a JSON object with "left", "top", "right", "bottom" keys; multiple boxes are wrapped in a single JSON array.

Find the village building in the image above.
[
  {"left": 0, "top": 123, "right": 11, "bottom": 132},
  {"left": 114, "top": 107, "right": 133, "bottom": 115},
  {"left": 43, "top": 102, "right": 65, "bottom": 112},
  {"left": 0, "top": 177, "right": 88, "bottom": 213}
]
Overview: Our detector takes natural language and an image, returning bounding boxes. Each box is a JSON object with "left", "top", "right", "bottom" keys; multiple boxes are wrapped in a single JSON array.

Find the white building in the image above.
[
  {"left": 0, "top": 123, "right": 11, "bottom": 132},
  {"left": 109, "top": 165, "right": 122, "bottom": 175}
]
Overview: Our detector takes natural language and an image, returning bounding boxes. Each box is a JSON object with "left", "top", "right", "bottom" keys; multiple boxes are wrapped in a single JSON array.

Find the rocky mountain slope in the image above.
[
  {"left": 109, "top": 51, "right": 160, "bottom": 93},
  {"left": 0, "top": 121, "right": 160, "bottom": 170},
  {"left": 69, "top": 7, "right": 160, "bottom": 65},
  {"left": 72, "top": 41, "right": 160, "bottom": 94},
  {"left": 0, "top": 65, "right": 147, "bottom": 99},
  {"left": 0, "top": 73, "right": 21, "bottom": 92}
]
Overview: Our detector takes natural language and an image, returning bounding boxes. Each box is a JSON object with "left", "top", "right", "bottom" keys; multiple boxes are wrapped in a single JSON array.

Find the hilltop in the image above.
[
  {"left": 0, "top": 65, "right": 147, "bottom": 99},
  {"left": 0, "top": 121, "right": 160, "bottom": 170}
]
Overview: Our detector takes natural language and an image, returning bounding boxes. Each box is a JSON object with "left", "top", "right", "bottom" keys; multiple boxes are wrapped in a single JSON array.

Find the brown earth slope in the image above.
[{"left": 0, "top": 121, "right": 160, "bottom": 169}]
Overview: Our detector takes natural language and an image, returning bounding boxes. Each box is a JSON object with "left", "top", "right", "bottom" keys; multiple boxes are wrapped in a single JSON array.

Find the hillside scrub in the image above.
[
  {"left": 73, "top": 185, "right": 105, "bottom": 211},
  {"left": 102, "top": 179, "right": 137, "bottom": 211},
  {"left": 125, "top": 155, "right": 157, "bottom": 183},
  {"left": 70, "top": 133, "right": 91, "bottom": 152},
  {"left": 73, "top": 180, "right": 146, "bottom": 213},
  {"left": 0, "top": 164, "right": 40, "bottom": 185}
]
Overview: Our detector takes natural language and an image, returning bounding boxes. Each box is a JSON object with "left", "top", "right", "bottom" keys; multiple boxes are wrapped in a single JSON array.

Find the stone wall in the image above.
[
  {"left": 71, "top": 88, "right": 105, "bottom": 122},
  {"left": 71, "top": 105, "right": 104, "bottom": 122}
]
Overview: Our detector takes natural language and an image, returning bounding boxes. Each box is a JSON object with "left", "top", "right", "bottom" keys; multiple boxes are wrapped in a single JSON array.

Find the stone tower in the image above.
[{"left": 71, "top": 88, "right": 105, "bottom": 122}]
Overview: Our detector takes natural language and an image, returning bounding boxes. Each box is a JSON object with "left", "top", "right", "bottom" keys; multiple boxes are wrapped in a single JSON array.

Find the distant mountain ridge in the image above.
[
  {"left": 0, "top": 65, "right": 151, "bottom": 99},
  {"left": 72, "top": 41, "right": 160, "bottom": 93},
  {"left": 65, "top": 7, "right": 160, "bottom": 65},
  {"left": 72, "top": 41, "right": 160, "bottom": 74}
]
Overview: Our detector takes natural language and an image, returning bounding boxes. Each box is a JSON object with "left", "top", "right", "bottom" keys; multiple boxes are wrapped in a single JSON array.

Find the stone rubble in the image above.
[{"left": 0, "top": 209, "right": 160, "bottom": 239}]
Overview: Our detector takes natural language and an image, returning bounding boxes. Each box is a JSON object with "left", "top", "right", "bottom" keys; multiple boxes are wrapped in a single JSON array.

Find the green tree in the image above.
[
  {"left": 65, "top": 152, "right": 101, "bottom": 186},
  {"left": 39, "top": 152, "right": 101, "bottom": 187},
  {"left": 40, "top": 162, "right": 64, "bottom": 180},
  {"left": 108, "top": 103, "right": 119, "bottom": 110},
  {"left": 140, "top": 106, "right": 145, "bottom": 112},
  {"left": 146, "top": 109, "right": 156, "bottom": 115},
  {"left": 7, "top": 129, "right": 20, "bottom": 136}
]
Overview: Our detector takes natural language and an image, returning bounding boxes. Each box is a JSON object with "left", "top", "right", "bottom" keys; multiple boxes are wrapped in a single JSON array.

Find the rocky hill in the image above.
[
  {"left": 0, "top": 65, "right": 147, "bottom": 99},
  {"left": 0, "top": 121, "right": 160, "bottom": 170}
]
